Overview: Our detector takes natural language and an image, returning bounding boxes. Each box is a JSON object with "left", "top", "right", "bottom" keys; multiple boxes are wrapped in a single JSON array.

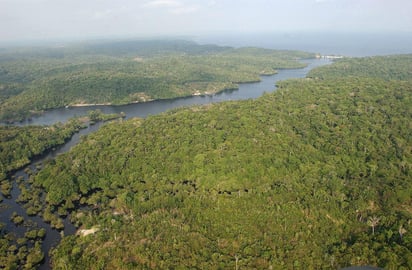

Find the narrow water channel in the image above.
[
  {"left": 1, "top": 58, "right": 330, "bottom": 269},
  {"left": 1, "top": 123, "right": 104, "bottom": 269}
]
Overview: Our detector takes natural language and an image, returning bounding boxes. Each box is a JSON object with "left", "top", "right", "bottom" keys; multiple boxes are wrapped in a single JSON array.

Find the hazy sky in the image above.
[{"left": 1, "top": 0, "right": 411, "bottom": 42}]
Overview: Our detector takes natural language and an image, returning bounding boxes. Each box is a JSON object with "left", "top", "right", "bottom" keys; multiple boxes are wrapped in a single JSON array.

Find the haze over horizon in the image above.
[{"left": 1, "top": 0, "right": 412, "bottom": 44}]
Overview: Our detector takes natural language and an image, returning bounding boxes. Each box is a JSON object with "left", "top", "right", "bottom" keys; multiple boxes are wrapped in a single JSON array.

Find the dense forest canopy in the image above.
[
  {"left": 18, "top": 54, "right": 410, "bottom": 269},
  {"left": 0, "top": 120, "right": 84, "bottom": 181},
  {"left": 0, "top": 119, "right": 86, "bottom": 269},
  {"left": 0, "top": 109, "right": 127, "bottom": 269},
  {"left": 0, "top": 40, "right": 314, "bottom": 122},
  {"left": 308, "top": 55, "right": 412, "bottom": 81}
]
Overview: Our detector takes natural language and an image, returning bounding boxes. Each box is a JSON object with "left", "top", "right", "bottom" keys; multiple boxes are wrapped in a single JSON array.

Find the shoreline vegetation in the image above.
[
  {"left": 67, "top": 81, "right": 245, "bottom": 107},
  {"left": 0, "top": 120, "right": 85, "bottom": 269},
  {"left": 69, "top": 103, "right": 112, "bottom": 107},
  {"left": 0, "top": 111, "right": 124, "bottom": 269},
  {"left": 1, "top": 110, "right": 124, "bottom": 181},
  {"left": 0, "top": 40, "right": 314, "bottom": 123},
  {"left": 1, "top": 39, "right": 411, "bottom": 269},
  {"left": 33, "top": 53, "right": 410, "bottom": 269}
]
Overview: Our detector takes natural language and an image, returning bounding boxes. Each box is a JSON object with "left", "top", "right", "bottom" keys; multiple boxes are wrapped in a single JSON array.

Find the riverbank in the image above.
[
  {"left": 0, "top": 58, "right": 331, "bottom": 269},
  {"left": 6, "top": 58, "right": 330, "bottom": 127},
  {"left": 0, "top": 42, "right": 314, "bottom": 124},
  {"left": 30, "top": 73, "right": 280, "bottom": 119},
  {"left": 68, "top": 103, "right": 112, "bottom": 107},
  {"left": 38, "top": 55, "right": 412, "bottom": 269},
  {"left": 0, "top": 112, "right": 126, "bottom": 269}
]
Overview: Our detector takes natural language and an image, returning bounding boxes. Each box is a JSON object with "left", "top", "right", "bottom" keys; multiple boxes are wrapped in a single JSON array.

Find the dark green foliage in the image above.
[
  {"left": 0, "top": 119, "right": 84, "bottom": 180},
  {"left": 0, "top": 179, "right": 12, "bottom": 197},
  {"left": 24, "top": 228, "right": 46, "bottom": 240},
  {"left": 24, "top": 242, "right": 44, "bottom": 269},
  {"left": 32, "top": 55, "right": 412, "bottom": 268},
  {"left": 0, "top": 226, "right": 45, "bottom": 269},
  {"left": 0, "top": 120, "right": 86, "bottom": 269},
  {"left": 0, "top": 83, "right": 24, "bottom": 104},
  {"left": 88, "top": 109, "right": 125, "bottom": 123},
  {"left": 308, "top": 54, "right": 412, "bottom": 81},
  {"left": 0, "top": 40, "right": 314, "bottom": 122},
  {"left": 10, "top": 212, "right": 24, "bottom": 225}
]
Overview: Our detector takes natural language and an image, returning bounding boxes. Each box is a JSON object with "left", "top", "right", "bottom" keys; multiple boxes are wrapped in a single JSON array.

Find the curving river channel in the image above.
[
  {"left": 1, "top": 58, "right": 330, "bottom": 269},
  {"left": 18, "top": 59, "right": 330, "bottom": 126}
]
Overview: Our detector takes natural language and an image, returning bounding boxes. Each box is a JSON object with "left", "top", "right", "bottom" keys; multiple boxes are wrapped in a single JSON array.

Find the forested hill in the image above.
[
  {"left": 308, "top": 54, "right": 412, "bottom": 81},
  {"left": 25, "top": 55, "right": 412, "bottom": 269},
  {"left": 0, "top": 40, "right": 314, "bottom": 122}
]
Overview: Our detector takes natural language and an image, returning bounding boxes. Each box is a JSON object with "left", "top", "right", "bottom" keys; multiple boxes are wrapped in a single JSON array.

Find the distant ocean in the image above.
[{"left": 195, "top": 31, "right": 412, "bottom": 57}]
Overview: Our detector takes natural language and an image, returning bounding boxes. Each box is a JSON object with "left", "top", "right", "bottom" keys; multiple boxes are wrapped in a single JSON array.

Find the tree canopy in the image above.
[
  {"left": 0, "top": 40, "right": 314, "bottom": 122},
  {"left": 26, "top": 54, "right": 412, "bottom": 269}
]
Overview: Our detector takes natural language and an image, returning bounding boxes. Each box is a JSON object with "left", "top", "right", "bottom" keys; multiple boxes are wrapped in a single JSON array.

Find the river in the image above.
[
  {"left": 1, "top": 58, "right": 330, "bottom": 269},
  {"left": 18, "top": 58, "right": 329, "bottom": 126}
]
